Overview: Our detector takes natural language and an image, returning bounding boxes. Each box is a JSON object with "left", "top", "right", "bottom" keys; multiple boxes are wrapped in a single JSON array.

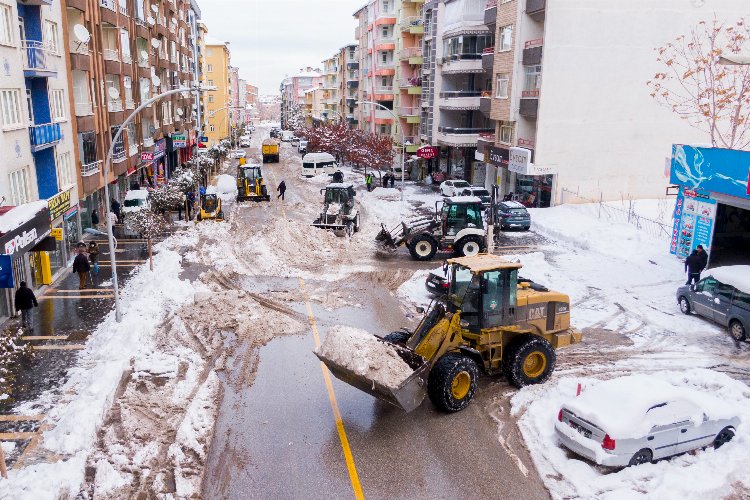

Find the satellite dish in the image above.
[
  {"left": 123, "top": 79, "right": 132, "bottom": 89},
  {"left": 146, "top": 16, "right": 155, "bottom": 26},
  {"left": 107, "top": 87, "right": 120, "bottom": 99},
  {"left": 140, "top": 50, "right": 148, "bottom": 61},
  {"left": 150, "top": 38, "right": 161, "bottom": 49},
  {"left": 73, "top": 24, "right": 90, "bottom": 44},
  {"left": 176, "top": 108, "right": 184, "bottom": 116},
  {"left": 151, "top": 76, "right": 161, "bottom": 87},
  {"left": 150, "top": 4, "right": 158, "bottom": 13}
]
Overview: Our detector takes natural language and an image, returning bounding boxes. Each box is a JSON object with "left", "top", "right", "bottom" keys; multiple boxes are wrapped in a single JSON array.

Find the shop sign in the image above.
[
  {"left": 488, "top": 147, "right": 509, "bottom": 167},
  {"left": 0, "top": 255, "right": 13, "bottom": 288},
  {"left": 508, "top": 147, "right": 532, "bottom": 175},
  {"left": 0, "top": 207, "right": 51, "bottom": 257},
  {"left": 172, "top": 133, "right": 187, "bottom": 148},
  {"left": 154, "top": 139, "right": 167, "bottom": 160},
  {"left": 64, "top": 204, "right": 78, "bottom": 220},
  {"left": 670, "top": 145, "right": 750, "bottom": 200},
  {"left": 141, "top": 152, "right": 155, "bottom": 162},
  {"left": 47, "top": 189, "right": 72, "bottom": 221},
  {"left": 416, "top": 146, "right": 438, "bottom": 159},
  {"left": 670, "top": 186, "right": 717, "bottom": 258},
  {"left": 51, "top": 228, "right": 63, "bottom": 241}
]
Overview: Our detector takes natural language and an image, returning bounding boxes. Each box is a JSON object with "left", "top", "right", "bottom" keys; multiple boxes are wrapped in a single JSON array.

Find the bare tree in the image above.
[{"left": 647, "top": 18, "right": 750, "bottom": 149}]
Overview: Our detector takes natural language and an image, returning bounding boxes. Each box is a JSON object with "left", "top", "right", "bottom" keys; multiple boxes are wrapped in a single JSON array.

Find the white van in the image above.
[
  {"left": 281, "top": 130, "right": 294, "bottom": 142},
  {"left": 301, "top": 152, "right": 337, "bottom": 177}
]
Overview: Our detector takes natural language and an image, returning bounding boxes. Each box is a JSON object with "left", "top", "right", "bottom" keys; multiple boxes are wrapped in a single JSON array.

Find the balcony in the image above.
[
  {"left": 485, "top": 0, "right": 497, "bottom": 25},
  {"left": 75, "top": 100, "right": 94, "bottom": 117},
  {"left": 374, "top": 37, "right": 396, "bottom": 50},
  {"left": 436, "top": 126, "right": 493, "bottom": 147},
  {"left": 400, "top": 77, "right": 422, "bottom": 94},
  {"left": 128, "top": 143, "right": 139, "bottom": 157},
  {"left": 526, "top": 0, "right": 546, "bottom": 19},
  {"left": 482, "top": 47, "right": 495, "bottom": 71},
  {"left": 519, "top": 96, "right": 538, "bottom": 118},
  {"left": 69, "top": 38, "right": 90, "bottom": 56},
  {"left": 29, "top": 123, "right": 62, "bottom": 152},
  {"left": 103, "top": 48, "right": 119, "bottom": 62},
  {"left": 522, "top": 39, "right": 543, "bottom": 65},
  {"left": 347, "top": 61, "right": 359, "bottom": 70},
  {"left": 113, "top": 148, "right": 126, "bottom": 163},
  {"left": 125, "top": 97, "right": 135, "bottom": 109},
  {"left": 400, "top": 16, "right": 424, "bottom": 34},
  {"left": 107, "top": 98, "right": 123, "bottom": 112},
  {"left": 398, "top": 107, "right": 420, "bottom": 124},
  {"left": 143, "top": 137, "right": 155, "bottom": 147},
  {"left": 99, "top": 0, "right": 116, "bottom": 9},
  {"left": 440, "top": 55, "right": 483, "bottom": 74},
  {"left": 81, "top": 160, "right": 102, "bottom": 177},
  {"left": 400, "top": 47, "right": 423, "bottom": 65},
  {"left": 479, "top": 95, "right": 492, "bottom": 118},
  {"left": 372, "top": 86, "right": 394, "bottom": 99},
  {"left": 438, "top": 91, "right": 482, "bottom": 110},
  {"left": 22, "top": 40, "right": 57, "bottom": 78},
  {"left": 375, "top": 11, "right": 397, "bottom": 25}
]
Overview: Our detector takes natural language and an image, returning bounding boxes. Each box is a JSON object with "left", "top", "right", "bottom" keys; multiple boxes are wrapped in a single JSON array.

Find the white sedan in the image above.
[
  {"left": 439, "top": 180, "right": 471, "bottom": 197},
  {"left": 555, "top": 376, "right": 739, "bottom": 467}
]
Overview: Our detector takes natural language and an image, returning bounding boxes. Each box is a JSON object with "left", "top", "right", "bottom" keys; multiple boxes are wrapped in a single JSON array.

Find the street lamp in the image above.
[
  {"left": 356, "top": 100, "right": 405, "bottom": 202},
  {"left": 718, "top": 54, "right": 750, "bottom": 65},
  {"left": 104, "top": 84, "right": 213, "bottom": 322}
]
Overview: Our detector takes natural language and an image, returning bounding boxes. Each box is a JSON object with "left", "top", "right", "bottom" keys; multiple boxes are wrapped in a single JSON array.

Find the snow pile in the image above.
[
  {"left": 0, "top": 200, "right": 49, "bottom": 234},
  {"left": 397, "top": 267, "right": 443, "bottom": 310},
  {"left": 705, "top": 266, "right": 750, "bottom": 293},
  {"left": 315, "top": 326, "right": 414, "bottom": 390},
  {"left": 511, "top": 369, "right": 750, "bottom": 499}
]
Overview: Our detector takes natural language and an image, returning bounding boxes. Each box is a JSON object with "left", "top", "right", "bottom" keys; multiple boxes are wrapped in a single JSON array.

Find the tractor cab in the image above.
[
  {"left": 236, "top": 164, "right": 270, "bottom": 201},
  {"left": 321, "top": 183, "right": 356, "bottom": 215},
  {"left": 438, "top": 197, "right": 484, "bottom": 237},
  {"left": 198, "top": 193, "right": 224, "bottom": 221}
]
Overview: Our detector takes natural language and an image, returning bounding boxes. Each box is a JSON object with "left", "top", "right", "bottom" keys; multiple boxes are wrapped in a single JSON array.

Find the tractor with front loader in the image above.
[
  {"left": 236, "top": 164, "right": 270, "bottom": 202},
  {"left": 312, "top": 183, "right": 360, "bottom": 236},
  {"left": 376, "top": 196, "right": 486, "bottom": 261},
  {"left": 316, "top": 254, "right": 582, "bottom": 412}
]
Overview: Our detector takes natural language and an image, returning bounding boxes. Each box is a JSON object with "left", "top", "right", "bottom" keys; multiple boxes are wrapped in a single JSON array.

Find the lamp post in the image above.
[
  {"left": 104, "top": 85, "right": 212, "bottom": 322},
  {"left": 357, "top": 100, "right": 405, "bottom": 202},
  {"left": 717, "top": 54, "right": 750, "bottom": 65}
]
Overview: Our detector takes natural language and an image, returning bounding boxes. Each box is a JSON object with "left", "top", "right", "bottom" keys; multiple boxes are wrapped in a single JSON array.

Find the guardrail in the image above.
[
  {"left": 22, "top": 40, "right": 53, "bottom": 71},
  {"left": 29, "top": 122, "right": 61, "bottom": 148}
]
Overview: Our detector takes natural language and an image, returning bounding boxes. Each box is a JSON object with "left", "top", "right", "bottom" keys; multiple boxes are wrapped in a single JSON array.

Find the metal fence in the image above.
[{"left": 560, "top": 187, "right": 673, "bottom": 240}]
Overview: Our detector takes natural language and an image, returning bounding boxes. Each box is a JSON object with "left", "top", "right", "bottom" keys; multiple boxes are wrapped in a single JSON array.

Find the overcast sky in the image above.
[{"left": 198, "top": 0, "right": 360, "bottom": 95}]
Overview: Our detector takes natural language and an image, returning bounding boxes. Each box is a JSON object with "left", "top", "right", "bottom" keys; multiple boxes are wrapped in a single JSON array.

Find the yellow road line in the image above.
[
  {"left": 0, "top": 415, "right": 44, "bottom": 422},
  {"left": 21, "top": 336, "right": 68, "bottom": 341},
  {"left": 33, "top": 345, "right": 86, "bottom": 351},
  {"left": 299, "top": 277, "right": 364, "bottom": 499}
]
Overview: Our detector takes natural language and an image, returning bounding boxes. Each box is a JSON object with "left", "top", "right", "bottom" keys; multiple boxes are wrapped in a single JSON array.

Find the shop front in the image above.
[
  {"left": 669, "top": 145, "right": 750, "bottom": 267},
  {"left": 437, "top": 146, "right": 476, "bottom": 181},
  {"left": 142, "top": 139, "right": 167, "bottom": 188},
  {"left": 47, "top": 188, "right": 75, "bottom": 279},
  {"left": 507, "top": 147, "right": 554, "bottom": 208}
]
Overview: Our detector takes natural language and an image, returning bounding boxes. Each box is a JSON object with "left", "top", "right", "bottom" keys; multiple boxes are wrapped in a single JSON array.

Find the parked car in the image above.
[
  {"left": 439, "top": 180, "right": 471, "bottom": 197},
  {"left": 298, "top": 140, "right": 308, "bottom": 154},
  {"left": 291, "top": 136, "right": 300, "bottom": 146},
  {"left": 555, "top": 376, "right": 739, "bottom": 467},
  {"left": 676, "top": 265, "right": 750, "bottom": 341},
  {"left": 496, "top": 201, "right": 531, "bottom": 230},
  {"left": 460, "top": 187, "right": 491, "bottom": 207},
  {"left": 232, "top": 149, "right": 247, "bottom": 159},
  {"left": 281, "top": 130, "right": 294, "bottom": 142},
  {"left": 270, "top": 128, "right": 280, "bottom": 138},
  {"left": 240, "top": 139, "right": 251, "bottom": 148},
  {"left": 425, "top": 270, "right": 449, "bottom": 295},
  {"left": 122, "top": 190, "right": 150, "bottom": 215}
]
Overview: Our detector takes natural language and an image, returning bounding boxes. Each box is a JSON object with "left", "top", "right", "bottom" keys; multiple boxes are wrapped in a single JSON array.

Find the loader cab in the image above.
[
  {"left": 439, "top": 198, "right": 484, "bottom": 236},
  {"left": 238, "top": 165, "right": 262, "bottom": 181},
  {"left": 321, "top": 184, "right": 356, "bottom": 215},
  {"left": 449, "top": 258, "right": 520, "bottom": 332}
]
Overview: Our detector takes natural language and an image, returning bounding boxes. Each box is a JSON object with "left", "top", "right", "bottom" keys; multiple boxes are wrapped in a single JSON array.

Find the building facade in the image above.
[
  {"left": 340, "top": 44, "right": 359, "bottom": 128},
  {"left": 204, "top": 36, "right": 231, "bottom": 146},
  {"left": 280, "top": 68, "right": 322, "bottom": 130}
]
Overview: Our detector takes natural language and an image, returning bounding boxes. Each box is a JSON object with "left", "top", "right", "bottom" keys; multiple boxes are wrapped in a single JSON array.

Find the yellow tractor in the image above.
[
  {"left": 236, "top": 164, "right": 270, "bottom": 202},
  {"left": 197, "top": 193, "right": 224, "bottom": 221},
  {"left": 316, "top": 254, "right": 582, "bottom": 412}
]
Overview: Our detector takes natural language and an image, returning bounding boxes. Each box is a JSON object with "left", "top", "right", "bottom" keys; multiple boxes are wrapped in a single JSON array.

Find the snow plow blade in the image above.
[
  {"left": 238, "top": 194, "right": 271, "bottom": 202},
  {"left": 375, "top": 223, "right": 398, "bottom": 249},
  {"left": 311, "top": 221, "right": 346, "bottom": 231},
  {"left": 315, "top": 339, "right": 430, "bottom": 412}
]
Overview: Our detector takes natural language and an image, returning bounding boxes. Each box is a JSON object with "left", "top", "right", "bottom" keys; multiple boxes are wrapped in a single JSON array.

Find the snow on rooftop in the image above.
[
  {"left": 0, "top": 200, "right": 48, "bottom": 235},
  {"left": 705, "top": 266, "right": 750, "bottom": 293},
  {"left": 204, "top": 36, "right": 227, "bottom": 46}
]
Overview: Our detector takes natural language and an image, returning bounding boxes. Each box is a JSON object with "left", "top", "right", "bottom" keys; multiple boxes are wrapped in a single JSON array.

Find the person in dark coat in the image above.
[
  {"left": 88, "top": 241, "right": 100, "bottom": 275},
  {"left": 73, "top": 246, "right": 91, "bottom": 290},
  {"left": 277, "top": 180, "right": 287, "bottom": 200},
  {"left": 14, "top": 281, "right": 38, "bottom": 331},
  {"left": 685, "top": 249, "right": 703, "bottom": 285},
  {"left": 91, "top": 209, "right": 99, "bottom": 228},
  {"left": 186, "top": 191, "right": 195, "bottom": 220},
  {"left": 696, "top": 245, "right": 708, "bottom": 272},
  {"left": 111, "top": 199, "right": 121, "bottom": 223}
]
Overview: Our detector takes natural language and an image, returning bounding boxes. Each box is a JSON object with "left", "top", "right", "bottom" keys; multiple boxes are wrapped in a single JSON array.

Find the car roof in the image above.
[
  {"left": 303, "top": 152, "right": 335, "bottom": 161},
  {"left": 501, "top": 201, "right": 527, "bottom": 209},
  {"left": 704, "top": 265, "right": 750, "bottom": 294},
  {"left": 124, "top": 190, "right": 149, "bottom": 200}
]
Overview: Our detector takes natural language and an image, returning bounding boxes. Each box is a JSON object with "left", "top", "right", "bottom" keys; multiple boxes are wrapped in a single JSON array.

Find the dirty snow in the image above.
[
  {"left": 397, "top": 267, "right": 444, "bottom": 311},
  {"left": 316, "top": 326, "right": 414, "bottom": 390}
]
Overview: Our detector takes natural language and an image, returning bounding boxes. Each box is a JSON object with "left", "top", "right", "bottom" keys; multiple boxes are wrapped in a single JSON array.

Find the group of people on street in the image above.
[
  {"left": 382, "top": 171, "right": 396, "bottom": 188},
  {"left": 684, "top": 245, "right": 709, "bottom": 285},
  {"left": 72, "top": 241, "right": 101, "bottom": 290}
]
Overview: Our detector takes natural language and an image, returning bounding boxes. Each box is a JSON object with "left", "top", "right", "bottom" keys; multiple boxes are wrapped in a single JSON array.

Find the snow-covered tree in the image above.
[
  {"left": 148, "top": 184, "right": 184, "bottom": 214},
  {"left": 287, "top": 104, "right": 306, "bottom": 131},
  {"left": 125, "top": 209, "right": 169, "bottom": 271},
  {"left": 647, "top": 18, "right": 750, "bottom": 149}
]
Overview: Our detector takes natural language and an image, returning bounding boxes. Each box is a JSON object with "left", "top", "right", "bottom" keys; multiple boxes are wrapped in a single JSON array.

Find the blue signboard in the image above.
[
  {"left": 670, "top": 145, "right": 750, "bottom": 199},
  {"left": 670, "top": 186, "right": 717, "bottom": 258},
  {"left": 0, "top": 255, "right": 13, "bottom": 289},
  {"left": 154, "top": 139, "right": 167, "bottom": 160}
]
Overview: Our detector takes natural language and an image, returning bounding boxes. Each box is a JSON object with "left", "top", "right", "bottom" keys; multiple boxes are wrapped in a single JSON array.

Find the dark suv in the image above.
[
  {"left": 676, "top": 266, "right": 750, "bottom": 341},
  {"left": 495, "top": 201, "right": 531, "bottom": 230}
]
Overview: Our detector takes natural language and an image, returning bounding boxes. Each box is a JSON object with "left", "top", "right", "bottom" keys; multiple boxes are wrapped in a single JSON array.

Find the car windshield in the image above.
[
  {"left": 454, "top": 181, "right": 470, "bottom": 188},
  {"left": 473, "top": 189, "right": 490, "bottom": 197},
  {"left": 325, "top": 188, "right": 349, "bottom": 204},
  {"left": 508, "top": 208, "right": 528, "bottom": 215},
  {"left": 124, "top": 198, "right": 143, "bottom": 207},
  {"left": 241, "top": 167, "right": 260, "bottom": 180}
]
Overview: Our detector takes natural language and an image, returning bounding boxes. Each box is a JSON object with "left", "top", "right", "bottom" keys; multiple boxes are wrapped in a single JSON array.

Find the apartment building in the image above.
[
  {"left": 228, "top": 65, "right": 240, "bottom": 130},
  {"left": 340, "top": 44, "right": 359, "bottom": 127},
  {"left": 280, "top": 68, "right": 322, "bottom": 130},
  {"left": 303, "top": 84, "right": 326, "bottom": 127},
  {"left": 321, "top": 53, "right": 341, "bottom": 124},
  {"left": 204, "top": 36, "right": 231, "bottom": 146},
  {"left": 476, "top": 0, "right": 748, "bottom": 207},
  {"left": 0, "top": 0, "right": 79, "bottom": 317}
]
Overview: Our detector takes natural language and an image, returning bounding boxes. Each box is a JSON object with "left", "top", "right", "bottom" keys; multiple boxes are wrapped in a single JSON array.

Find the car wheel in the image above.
[
  {"left": 457, "top": 235, "right": 484, "bottom": 257},
  {"left": 678, "top": 296, "right": 691, "bottom": 315},
  {"left": 729, "top": 320, "right": 746, "bottom": 341},
  {"left": 427, "top": 353, "right": 479, "bottom": 413},
  {"left": 628, "top": 448, "right": 653, "bottom": 466},
  {"left": 713, "top": 426, "right": 735, "bottom": 449},
  {"left": 408, "top": 236, "right": 438, "bottom": 261},
  {"left": 522, "top": 226, "right": 531, "bottom": 231}
]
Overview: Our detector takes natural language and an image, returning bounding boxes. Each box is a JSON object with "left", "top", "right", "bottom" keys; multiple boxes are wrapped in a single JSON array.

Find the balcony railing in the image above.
[
  {"left": 373, "top": 86, "right": 394, "bottom": 94},
  {"left": 100, "top": 0, "right": 116, "bottom": 10},
  {"left": 103, "top": 48, "right": 119, "bottom": 61},
  {"left": 113, "top": 149, "right": 126, "bottom": 163},
  {"left": 137, "top": 55, "right": 149, "bottom": 68},
  {"left": 22, "top": 40, "right": 54, "bottom": 72},
  {"left": 128, "top": 143, "right": 139, "bottom": 156},
  {"left": 401, "top": 77, "right": 422, "bottom": 87},
  {"left": 107, "top": 98, "right": 123, "bottom": 112},
  {"left": 486, "top": 0, "right": 498, "bottom": 7},
  {"left": 439, "top": 90, "right": 484, "bottom": 98},
  {"left": 376, "top": 61, "right": 395, "bottom": 69},
  {"left": 81, "top": 160, "right": 102, "bottom": 177},
  {"left": 29, "top": 122, "right": 62, "bottom": 149},
  {"left": 400, "top": 16, "right": 423, "bottom": 30},
  {"left": 374, "top": 36, "right": 395, "bottom": 46},
  {"left": 125, "top": 98, "right": 135, "bottom": 109},
  {"left": 438, "top": 126, "right": 494, "bottom": 134},
  {"left": 398, "top": 107, "right": 420, "bottom": 116},
  {"left": 75, "top": 100, "right": 93, "bottom": 116},
  {"left": 118, "top": 0, "right": 127, "bottom": 15},
  {"left": 401, "top": 47, "right": 423, "bottom": 59},
  {"left": 69, "top": 39, "right": 89, "bottom": 55}
]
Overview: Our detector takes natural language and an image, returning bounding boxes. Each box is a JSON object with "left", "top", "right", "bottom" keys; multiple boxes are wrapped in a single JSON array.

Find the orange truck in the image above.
[{"left": 262, "top": 139, "right": 280, "bottom": 163}]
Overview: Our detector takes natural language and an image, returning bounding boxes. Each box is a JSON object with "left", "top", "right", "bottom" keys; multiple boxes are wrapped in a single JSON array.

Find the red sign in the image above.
[
  {"left": 141, "top": 152, "right": 155, "bottom": 162},
  {"left": 416, "top": 146, "right": 438, "bottom": 160}
]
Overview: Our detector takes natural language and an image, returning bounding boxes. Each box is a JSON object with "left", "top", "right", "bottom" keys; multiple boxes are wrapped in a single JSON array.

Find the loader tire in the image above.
[
  {"left": 409, "top": 235, "right": 438, "bottom": 261},
  {"left": 456, "top": 235, "right": 484, "bottom": 257},
  {"left": 383, "top": 331, "right": 410, "bottom": 345},
  {"left": 428, "top": 354, "right": 479, "bottom": 413},
  {"left": 504, "top": 335, "right": 556, "bottom": 388}
]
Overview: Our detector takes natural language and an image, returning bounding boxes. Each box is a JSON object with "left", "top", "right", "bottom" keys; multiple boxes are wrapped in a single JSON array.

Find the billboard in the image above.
[{"left": 670, "top": 145, "right": 750, "bottom": 199}]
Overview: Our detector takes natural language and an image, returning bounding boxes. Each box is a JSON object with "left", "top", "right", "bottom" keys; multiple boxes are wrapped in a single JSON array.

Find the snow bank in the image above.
[
  {"left": 511, "top": 369, "right": 750, "bottom": 499},
  {"left": 315, "top": 326, "right": 414, "bottom": 390},
  {"left": 397, "top": 267, "right": 443, "bottom": 309},
  {"left": 705, "top": 266, "right": 750, "bottom": 293}
]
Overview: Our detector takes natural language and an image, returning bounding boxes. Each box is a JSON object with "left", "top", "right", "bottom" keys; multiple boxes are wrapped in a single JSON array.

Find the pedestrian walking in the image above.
[
  {"left": 684, "top": 249, "right": 703, "bottom": 285},
  {"left": 277, "top": 180, "right": 287, "bottom": 200},
  {"left": 110, "top": 199, "right": 121, "bottom": 224},
  {"left": 107, "top": 210, "right": 118, "bottom": 229},
  {"left": 14, "top": 281, "right": 38, "bottom": 331},
  {"left": 91, "top": 209, "right": 99, "bottom": 229},
  {"left": 186, "top": 191, "right": 195, "bottom": 220},
  {"left": 88, "top": 241, "right": 100, "bottom": 275},
  {"left": 696, "top": 245, "right": 708, "bottom": 271},
  {"left": 73, "top": 245, "right": 91, "bottom": 290},
  {"left": 365, "top": 173, "right": 373, "bottom": 192}
]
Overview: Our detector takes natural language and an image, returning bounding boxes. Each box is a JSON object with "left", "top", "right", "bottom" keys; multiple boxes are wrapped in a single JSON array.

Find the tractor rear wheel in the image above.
[
  {"left": 503, "top": 334, "right": 556, "bottom": 388},
  {"left": 427, "top": 354, "right": 479, "bottom": 413},
  {"left": 456, "top": 235, "right": 483, "bottom": 257},
  {"left": 408, "top": 236, "right": 438, "bottom": 261}
]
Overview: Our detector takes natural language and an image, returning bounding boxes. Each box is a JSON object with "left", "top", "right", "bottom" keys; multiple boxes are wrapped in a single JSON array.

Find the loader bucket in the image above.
[
  {"left": 315, "top": 339, "right": 430, "bottom": 412},
  {"left": 375, "top": 223, "right": 397, "bottom": 249}
]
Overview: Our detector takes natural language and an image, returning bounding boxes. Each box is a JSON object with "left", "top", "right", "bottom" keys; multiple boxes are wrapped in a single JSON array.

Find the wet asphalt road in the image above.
[{"left": 202, "top": 129, "right": 550, "bottom": 499}]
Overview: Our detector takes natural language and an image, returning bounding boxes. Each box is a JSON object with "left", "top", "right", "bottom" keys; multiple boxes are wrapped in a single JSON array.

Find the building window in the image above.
[
  {"left": 499, "top": 122, "right": 513, "bottom": 144},
  {"left": 0, "top": 4, "right": 13, "bottom": 46},
  {"left": 50, "top": 89, "right": 66, "bottom": 121},
  {"left": 524, "top": 65, "right": 542, "bottom": 92},
  {"left": 207, "top": 79, "right": 214, "bottom": 87},
  {"left": 43, "top": 20, "right": 59, "bottom": 54},
  {"left": 380, "top": 125, "right": 387, "bottom": 134},
  {"left": 207, "top": 63, "right": 213, "bottom": 72},
  {"left": 78, "top": 131, "right": 98, "bottom": 165},
  {"left": 25, "top": 88, "right": 33, "bottom": 123},
  {"left": 495, "top": 73, "right": 509, "bottom": 98},
  {"left": 9, "top": 167, "right": 31, "bottom": 205},
  {"left": 0, "top": 89, "right": 23, "bottom": 129},
  {"left": 499, "top": 25, "right": 513, "bottom": 52},
  {"left": 209, "top": 124, "right": 215, "bottom": 132},
  {"left": 55, "top": 151, "right": 74, "bottom": 189},
  {"left": 208, "top": 95, "right": 214, "bottom": 103}
]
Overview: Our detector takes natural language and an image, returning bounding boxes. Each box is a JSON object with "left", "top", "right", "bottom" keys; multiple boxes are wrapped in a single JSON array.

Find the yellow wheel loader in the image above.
[
  {"left": 316, "top": 254, "right": 582, "bottom": 413},
  {"left": 236, "top": 165, "right": 270, "bottom": 202},
  {"left": 197, "top": 193, "right": 224, "bottom": 221}
]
